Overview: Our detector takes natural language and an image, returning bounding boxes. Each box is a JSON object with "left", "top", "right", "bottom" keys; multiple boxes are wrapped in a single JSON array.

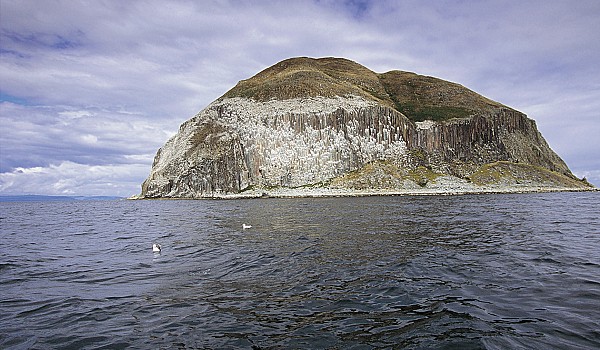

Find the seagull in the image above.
[
  {"left": 242, "top": 224, "right": 252, "bottom": 230},
  {"left": 152, "top": 243, "right": 161, "bottom": 253}
]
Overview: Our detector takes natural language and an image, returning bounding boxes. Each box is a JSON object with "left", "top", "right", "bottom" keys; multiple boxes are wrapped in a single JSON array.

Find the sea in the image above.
[{"left": 1, "top": 192, "right": 599, "bottom": 349}]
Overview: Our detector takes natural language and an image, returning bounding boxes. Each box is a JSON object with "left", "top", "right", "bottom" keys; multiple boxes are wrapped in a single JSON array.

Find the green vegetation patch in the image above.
[
  {"left": 378, "top": 70, "right": 505, "bottom": 122},
  {"left": 408, "top": 166, "right": 442, "bottom": 187},
  {"left": 470, "top": 161, "right": 591, "bottom": 188},
  {"left": 331, "top": 160, "right": 443, "bottom": 189},
  {"left": 469, "top": 162, "right": 505, "bottom": 185},
  {"left": 394, "top": 102, "right": 472, "bottom": 122}
]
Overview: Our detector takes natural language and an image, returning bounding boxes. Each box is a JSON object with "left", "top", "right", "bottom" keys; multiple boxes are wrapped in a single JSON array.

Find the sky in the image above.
[{"left": 1, "top": 0, "right": 599, "bottom": 196}]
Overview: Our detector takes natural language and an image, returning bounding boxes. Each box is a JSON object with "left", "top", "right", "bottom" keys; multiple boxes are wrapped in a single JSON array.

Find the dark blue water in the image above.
[{"left": 1, "top": 192, "right": 599, "bottom": 349}]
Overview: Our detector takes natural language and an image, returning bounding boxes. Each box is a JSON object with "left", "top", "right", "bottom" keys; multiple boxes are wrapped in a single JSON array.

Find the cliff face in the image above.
[{"left": 139, "top": 57, "right": 590, "bottom": 198}]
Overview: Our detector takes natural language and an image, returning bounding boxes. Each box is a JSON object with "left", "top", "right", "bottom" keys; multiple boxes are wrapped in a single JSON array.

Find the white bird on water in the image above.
[
  {"left": 242, "top": 224, "right": 252, "bottom": 230},
  {"left": 152, "top": 243, "right": 161, "bottom": 253}
]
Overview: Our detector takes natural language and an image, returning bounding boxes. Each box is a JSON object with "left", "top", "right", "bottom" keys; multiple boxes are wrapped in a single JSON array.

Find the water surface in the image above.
[{"left": 1, "top": 192, "right": 599, "bottom": 349}]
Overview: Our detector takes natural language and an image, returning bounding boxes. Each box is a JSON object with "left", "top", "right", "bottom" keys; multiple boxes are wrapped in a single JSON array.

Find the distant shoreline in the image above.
[{"left": 0, "top": 195, "right": 124, "bottom": 202}]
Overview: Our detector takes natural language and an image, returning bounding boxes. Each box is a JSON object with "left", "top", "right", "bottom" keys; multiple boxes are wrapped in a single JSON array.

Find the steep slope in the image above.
[
  {"left": 138, "top": 57, "right": 591, "bottom": 198},
  {"left": 222, "top": 57, "right": 390, "bottom": 103},
  {"left": 379, "top": 70, "right": 505, "bottom": 122}
]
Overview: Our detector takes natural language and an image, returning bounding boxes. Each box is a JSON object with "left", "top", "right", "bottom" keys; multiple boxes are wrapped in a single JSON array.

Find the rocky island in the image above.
[{"left": 136, "top": 57, "right": 593, "bottom": 199}]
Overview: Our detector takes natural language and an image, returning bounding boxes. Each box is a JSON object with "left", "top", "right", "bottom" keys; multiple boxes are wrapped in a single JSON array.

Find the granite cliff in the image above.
[{"left": 137, "top": 57, "right": 591, "bottom": 198}]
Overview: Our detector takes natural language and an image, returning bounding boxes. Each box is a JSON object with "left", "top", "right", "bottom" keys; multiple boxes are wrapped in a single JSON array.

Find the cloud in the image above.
[
  {"left": 0, "top": 161, "right": 150, "bottom": 197},
  {"left": 1, "top": 0, "right": 599, "bottom": 195},
  {"left": 0, "top": 102, "right": 171, "bottom": 171}
]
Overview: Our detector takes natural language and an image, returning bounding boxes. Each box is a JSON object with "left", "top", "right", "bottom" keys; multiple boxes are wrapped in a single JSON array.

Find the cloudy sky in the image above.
[{"left": 1, "top": 0, "right": 599, "bottom": 196}]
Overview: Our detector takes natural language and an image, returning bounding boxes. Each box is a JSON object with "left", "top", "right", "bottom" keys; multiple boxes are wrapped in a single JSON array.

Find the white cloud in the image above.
[
  {"left": 0, "top": 161, "right": 149, "bottom": 197},
  {"left": 0, "top": 102, "right": 173, "bottom": 171}
]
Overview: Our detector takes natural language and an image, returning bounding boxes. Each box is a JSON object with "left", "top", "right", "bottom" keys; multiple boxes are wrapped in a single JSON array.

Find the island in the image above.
[{"left": 134, "top": 57, "right": 593, "bottom": 199}]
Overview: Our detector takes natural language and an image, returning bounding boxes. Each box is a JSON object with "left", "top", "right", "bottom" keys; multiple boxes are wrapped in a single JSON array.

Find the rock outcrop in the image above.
[{"left": 137, "top": 57, "right": 591, "bottom": 198}]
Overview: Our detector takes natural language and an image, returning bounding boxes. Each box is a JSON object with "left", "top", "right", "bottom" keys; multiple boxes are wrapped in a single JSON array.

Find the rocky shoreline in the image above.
[{"left": 130, "top": 185, "right": 597, "bottom": 200}]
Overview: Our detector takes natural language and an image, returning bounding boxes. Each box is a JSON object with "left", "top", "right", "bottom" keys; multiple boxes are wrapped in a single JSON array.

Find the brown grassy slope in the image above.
[
  {"left": 222, "top": 57, "right": 511, "bottom": 122},
  {"left": 222, "top": 57, "right": 390, "bottom": 103},
  {"left": 469, "top": 161, "right": 591, "bottom": 188},
  {"left": 378, "top": 71, "right": 509, "bottom": 122}
]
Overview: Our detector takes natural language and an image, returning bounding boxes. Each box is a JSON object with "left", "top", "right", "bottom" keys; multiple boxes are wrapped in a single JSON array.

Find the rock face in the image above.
[{"left": 138, "top": 57, "right": 591, "bottom": 198}]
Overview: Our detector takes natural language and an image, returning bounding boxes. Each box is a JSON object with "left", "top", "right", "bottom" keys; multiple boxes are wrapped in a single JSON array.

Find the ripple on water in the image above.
[{"left": 1, "top": 193, "right": 599, "bottom": 349}]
